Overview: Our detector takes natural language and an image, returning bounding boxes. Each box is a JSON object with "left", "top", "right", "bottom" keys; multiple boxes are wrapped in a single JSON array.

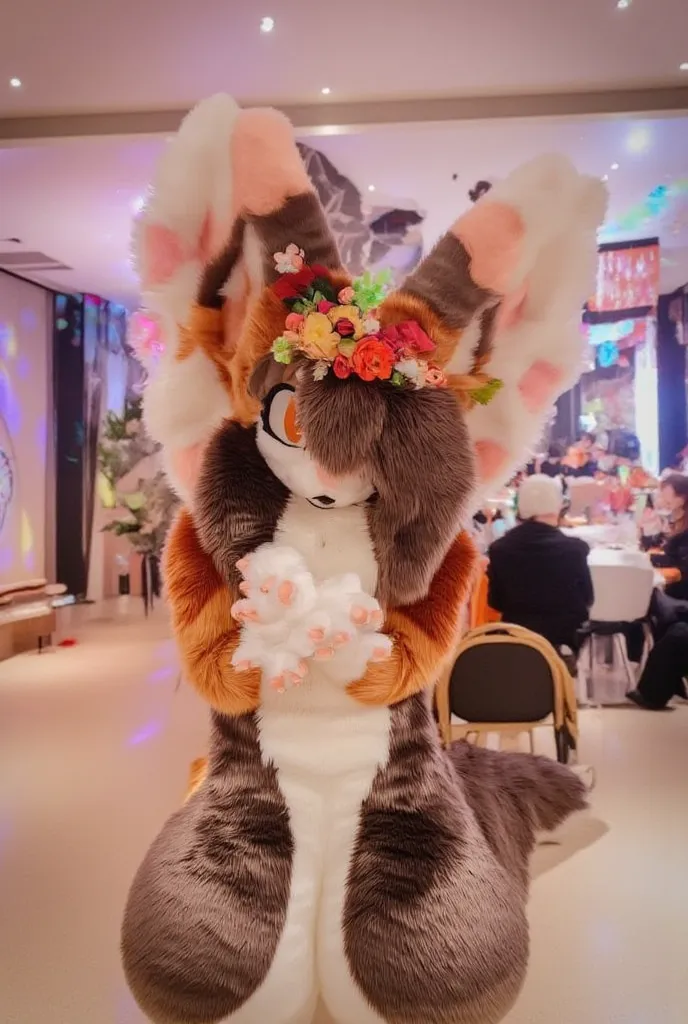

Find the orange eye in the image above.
[
  {"left": 284, "top": 397, "right": 302, "bottom": 445},
  {"left": 262, "top": 384, "right": 305, "bottom": 449}
]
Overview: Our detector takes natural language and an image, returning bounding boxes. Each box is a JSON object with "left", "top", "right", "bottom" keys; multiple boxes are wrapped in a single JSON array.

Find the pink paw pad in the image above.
[
  {"left": 239, "top": 581, "right": 251, "bottom": 596},
  {"left": 309, "top": 627, "right": 327, "bottom": 642},
  {"left": 260, "top": 576, "right": 276, "bottom": 595},
  {"left": 284, "top": 671, "right": 303, "bottom": 688},
  {"left": 518, "top": 360, "right": 563, "bottom": 414},
  {"left": 371, "top": 647, "right": 391, "bottom": 663},
  {"left": 236, "top": 556, "right": 251, "bottom": 574},
  {"left": 475, "top": 439, "right": 508, "bottom": 483},
  {"left": 270, "top": 675, "right": 287, "bottom": 694},
  {"left": 278, "top": 580, "right": 295, "bottom": 607},
  {"left": 351, "top": 606, "right": 369, "bottom": 626},
  {"left": 234, "top": 659, "right": 252, "bottom": 673},
  {"left": 333, "top": 631, "right": 351, "bottom": 647},
  {"left": 314, "top": 646, "right": 335, "bottom": 661}
]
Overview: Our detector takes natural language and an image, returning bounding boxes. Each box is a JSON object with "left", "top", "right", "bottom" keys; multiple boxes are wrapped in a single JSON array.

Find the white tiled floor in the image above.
[{"left": 0, "top": 602, "right": 686, "bottom": 1024}]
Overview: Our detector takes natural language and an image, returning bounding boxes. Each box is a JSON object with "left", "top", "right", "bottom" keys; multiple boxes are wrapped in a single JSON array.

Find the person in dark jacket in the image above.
[
  {"left": 649, "top": 473, "right": 688, "bottom": 638},
  {"left": 627, "top": 623, "right": 688, "bottom": 710},
  {"left": 487, "top": 475, "right": 594, "bottom": 653}
]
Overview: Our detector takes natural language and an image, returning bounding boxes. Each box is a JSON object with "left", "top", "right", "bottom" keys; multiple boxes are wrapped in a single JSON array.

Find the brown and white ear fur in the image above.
[
  {"left": 133, "top": 95, "right": 344, "bottom": 501},
  {"left": 379, "top": 154, "right": 608, "bottom": 508}
]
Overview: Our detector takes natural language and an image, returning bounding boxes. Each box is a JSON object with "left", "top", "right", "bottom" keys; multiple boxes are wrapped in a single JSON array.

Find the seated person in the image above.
[
  {"left": 651, "top": 473, "right": 688, "bottom": 600},
  {"left": 540, "top": 441, "right": 566, "bottom": 478},
  {"left": 627, "top": 622, "right": 688, "bottom": 710},
  {"left": 563, "top": 432, "right": 598, "bottom": 478},
  {"left": 487, "top": 475, "right": 594, "bottom": 653}
]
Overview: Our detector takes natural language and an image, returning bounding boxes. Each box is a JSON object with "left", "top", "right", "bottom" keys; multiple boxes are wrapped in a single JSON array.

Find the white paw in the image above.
[
  {"left": 231, "top": 544, "right": 317, "bottom": 626},
  {"left": 231, "top": 548, "right": 392, "bottom": 692}
]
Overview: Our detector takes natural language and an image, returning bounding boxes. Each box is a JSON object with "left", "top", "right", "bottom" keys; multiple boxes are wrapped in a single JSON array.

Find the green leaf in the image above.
[{"left": 468, "top": 377, "right": 504, "bottom": 406}]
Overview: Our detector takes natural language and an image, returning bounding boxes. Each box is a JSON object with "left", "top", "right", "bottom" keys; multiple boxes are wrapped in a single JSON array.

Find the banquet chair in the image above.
[
  {"left": 435, "top": 623, "right": 578, "bottom": 764},
  {"left": 566, "top": 477, "right": 602, "bottom": 519},
  {"left": 583, "top": 560, "right": 655, "bottom": 702}
]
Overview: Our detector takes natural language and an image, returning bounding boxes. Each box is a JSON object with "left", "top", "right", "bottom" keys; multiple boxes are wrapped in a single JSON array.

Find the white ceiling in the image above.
[
  {"left": 1, "top": 114, "right": 687, "bottom": 306},
  {"left": 1, "top": 0, "right": 688, "bottom": 116}
]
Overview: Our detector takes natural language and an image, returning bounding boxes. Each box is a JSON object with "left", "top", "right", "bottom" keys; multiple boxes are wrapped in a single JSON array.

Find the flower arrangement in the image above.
[
  {"left": 269, "top": 245, "right": 503, "bottom": 406},
  {"left": 270, "top": 245, "right": 447, "bottom": 389},
  {"left": 97, "top": 396, "right": 178, "bottom": 558}
]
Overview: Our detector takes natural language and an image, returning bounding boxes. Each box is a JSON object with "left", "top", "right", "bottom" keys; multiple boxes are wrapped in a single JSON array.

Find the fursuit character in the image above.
[{"left": 122, "top": 95, "right": 607, "bottom": 1024}]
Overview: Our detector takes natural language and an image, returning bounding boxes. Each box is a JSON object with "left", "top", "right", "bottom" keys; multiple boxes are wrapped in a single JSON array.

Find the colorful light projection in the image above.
[
  {"left": 602, "top": 179, "right": 688, "bottom": 236},
  {"left": 0, "top": 282, "right": 48, "bottom": 580}
]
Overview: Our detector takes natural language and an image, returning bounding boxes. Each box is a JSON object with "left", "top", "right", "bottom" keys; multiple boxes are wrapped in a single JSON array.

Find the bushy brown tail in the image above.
[{"left": 448, "top": 742, "right": 589, "bottom": 888}]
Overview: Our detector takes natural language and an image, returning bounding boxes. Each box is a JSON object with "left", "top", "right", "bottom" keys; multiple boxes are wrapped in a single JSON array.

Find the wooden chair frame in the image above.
[{"left": 435, "top": 622, "right": 579, "bottom": 761}]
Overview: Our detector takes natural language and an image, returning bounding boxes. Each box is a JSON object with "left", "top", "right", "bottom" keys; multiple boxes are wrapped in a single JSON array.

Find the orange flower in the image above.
[{"left": 351, "top": 337, "right": 395, "bottom": 382}]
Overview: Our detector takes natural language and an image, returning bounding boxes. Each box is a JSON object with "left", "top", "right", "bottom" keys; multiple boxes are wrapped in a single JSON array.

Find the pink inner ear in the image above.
[
  {"left": 170, "top": 443, "right": 205, "bottom": 495},
  {"left": 475, "top": 439, "right": 508, "bottom": 482},
  {"left": 142, "top": 223, "right": 187, "bottom": 286},
  {"left": 452, "top": 201, "right": 525, "bottom": 294},
  {"left": 518, "top": 360, "right": 563, "bottom": 414},
  {"left": 232, "top": 109, "right": 313, "bottom": 217}
]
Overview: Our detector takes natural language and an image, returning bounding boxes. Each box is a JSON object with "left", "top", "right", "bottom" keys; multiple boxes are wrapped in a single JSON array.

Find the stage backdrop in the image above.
[{"left": 0, "top": 272, "right": 52, "bottom": 586}]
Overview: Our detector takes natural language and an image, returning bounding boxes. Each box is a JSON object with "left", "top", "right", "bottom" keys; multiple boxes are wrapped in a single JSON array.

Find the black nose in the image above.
[{"left": 312, "top": 495, "right": 335, "bottom": 506}]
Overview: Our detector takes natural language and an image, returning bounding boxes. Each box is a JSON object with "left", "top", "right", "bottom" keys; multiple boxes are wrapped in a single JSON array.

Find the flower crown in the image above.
[
  {"left": 270, "top": 245, "right": 447, "bottom": 389},
  {"left": 270, "top": 244, "right": 503, "bottom": 404}
]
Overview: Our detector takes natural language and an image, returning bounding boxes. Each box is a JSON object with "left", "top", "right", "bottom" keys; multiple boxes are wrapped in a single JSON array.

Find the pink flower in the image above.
[
  {"left": 425, "top": 365, "right": 448, "bottom": 388},
  {"left": 338, "top": 286, "right": 355, "bottom": 304},
  {"left": 285, "top": 312, "right": 305, "bottom": 332},
  {"left": 334, "top": 317, "right": 356, "bottom": 338},
  {"left": 318, "top": 299, "right": 336, "bottom": 314},
  {"left": 333, "top": 355, "right": 352, "bottom": 379},
  {"left": 381, "top": 320, "right": 435, "bottom": 357}
]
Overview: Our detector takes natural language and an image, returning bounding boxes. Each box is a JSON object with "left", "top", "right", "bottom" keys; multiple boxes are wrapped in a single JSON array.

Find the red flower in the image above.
[
  {"left": 334, "top": 317, "right": 355, "bottom": 338},
  {"left": 272, "top": 265, "right": 317, "bottom": 300},
  {"left": 333, "top": 355, "right": 352, "bottom": 379},
  {"left": 351, "top": 337, "right": 395, "bottom": 382},
  {"left": 318, "top": 299, "right": 336, "bottom": 314},
  {"left": 381, "top": 320, "right": 435, "bottom": 357}
]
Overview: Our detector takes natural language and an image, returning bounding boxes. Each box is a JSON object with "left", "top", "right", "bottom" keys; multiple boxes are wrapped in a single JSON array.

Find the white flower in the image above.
[
  {"left": 313, "top": 360, "right": 329, "bottom": 381},
  {"left": 363, "top": 317, "right": 380, "bottom": 334},
  {"left": 395, "top": 358, "right": 426, "bottom": 388}
]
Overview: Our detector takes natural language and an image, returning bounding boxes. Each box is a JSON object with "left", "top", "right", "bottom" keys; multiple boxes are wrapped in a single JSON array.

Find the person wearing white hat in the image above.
[{"left": 487, "top": 475, "right": 594, "bottom": 654}]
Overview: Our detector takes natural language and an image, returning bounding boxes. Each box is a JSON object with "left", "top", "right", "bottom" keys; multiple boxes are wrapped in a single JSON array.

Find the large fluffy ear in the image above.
[
  {"left": 133, "top": 95, "right": 344, "bottom": 500},
  {"left": 379, "top": 155, "right": 608, "bottom": 504}
]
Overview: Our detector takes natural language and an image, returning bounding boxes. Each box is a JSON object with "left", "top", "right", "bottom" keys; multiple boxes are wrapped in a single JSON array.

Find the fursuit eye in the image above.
[{"left": 262, "top": 384, "right": 304, "bottom": 448}]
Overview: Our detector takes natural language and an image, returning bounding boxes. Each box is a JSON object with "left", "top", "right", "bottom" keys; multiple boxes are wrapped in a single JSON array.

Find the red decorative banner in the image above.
[{"left": 588, "top": 242, "right": 660, "bottom": 314}]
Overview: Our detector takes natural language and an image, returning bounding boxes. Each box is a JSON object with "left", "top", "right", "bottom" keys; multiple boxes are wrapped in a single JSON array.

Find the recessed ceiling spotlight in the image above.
[
  {"left": 9, "top": 77, "right": 22, "bottom": 88},
  {"left": 611, "top": 162, "right": 620, "bottom": 170},
  {"left": 680, "top": 62, "right": 688, "bottom": 71},
  {"left": 131, "top": 195, "right": 146, "bottom": 215},
  {"left": 602, "top": 174, "right": 609, "bottom": 182},
  {"left": 260, "top": 16, "right": 275, "bottom": 33},
  {"left": 368, "top": 185, "right": 376, "bottom": 192},
  {"left": 616, "top": 0, "right": 631, "bottom": 9},
  {"left": 321, "top": 86, "right": 331, "bottom": 95}
]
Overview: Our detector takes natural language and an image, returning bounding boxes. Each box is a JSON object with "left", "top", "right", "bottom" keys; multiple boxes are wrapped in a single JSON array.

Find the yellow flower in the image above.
[
  {"left": 300, "top": 312, "right": 341, "bottom": 360},
  {"left": 327, "top": 304, "right": 364, "bottom": 338}
]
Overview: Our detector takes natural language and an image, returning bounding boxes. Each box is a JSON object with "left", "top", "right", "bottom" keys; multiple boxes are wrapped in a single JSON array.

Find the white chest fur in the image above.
[{"left": 274, "top": 497, "right": 379, "bottom": 594}]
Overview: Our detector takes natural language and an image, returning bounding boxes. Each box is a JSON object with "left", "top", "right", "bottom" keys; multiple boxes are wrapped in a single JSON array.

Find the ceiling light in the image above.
[
  {"left": 321, "top": 87, "right": 331, "bottom": 95},
  {"left": 131, "top": 195, "right": 146, "bottom": 215},
  {"left": 627, "top": 125, "right": 651, "bottom": 154},
  {"left": 368, "top": 185, "right": 376, "bottom": 192},
  {"left": 611, "top": 162, "right": 620, "bottom": 171},
  {"left": 260, "top": 16, "right": 274, "bottom": 33},
  {"left": 9, "top": 77, "right": 22, "bottom": 89},
  {"left": 616, "top": 0, "right": 631, "bottom": 9},
  {"left": 602, "top": 174, "right": 609, "bottom": 182},
  {"left": 680, "top": 62, "right": 688, "bottom": 72}
]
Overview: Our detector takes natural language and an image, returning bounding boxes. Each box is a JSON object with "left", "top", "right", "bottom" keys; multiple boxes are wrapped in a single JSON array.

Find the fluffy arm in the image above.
[
  {"left": 164, "top": 508, "right": 261, "bottom": 714},
  {"left": 348, "top": 531, "right": 477, "bottom": 705}
]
